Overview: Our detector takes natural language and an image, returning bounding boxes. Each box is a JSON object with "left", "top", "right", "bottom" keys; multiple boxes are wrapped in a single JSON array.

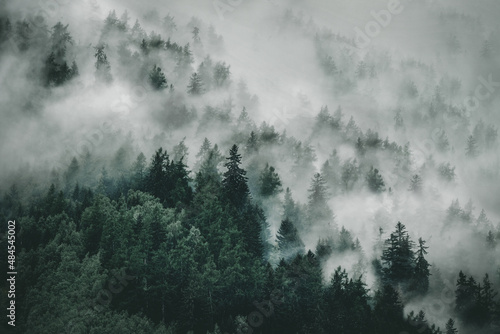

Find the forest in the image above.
[{"left": 0, "top": 0, "right": 500, "bottom": 333}]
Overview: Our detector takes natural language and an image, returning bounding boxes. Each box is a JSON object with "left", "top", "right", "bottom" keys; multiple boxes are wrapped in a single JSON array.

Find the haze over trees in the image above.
[{"left": 1, "top": 1, "right": 500, "bottom": 334}]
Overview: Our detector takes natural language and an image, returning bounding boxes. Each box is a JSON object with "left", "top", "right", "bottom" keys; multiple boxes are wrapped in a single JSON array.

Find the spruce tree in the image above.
[
  {"left": 381, "top": 222, "right": 415, "bottom": 285},
  {"left": 276, "top": 218, "right": 305, "bottom": 260},
  {"left": 94, "top": 44, "right": 112, "bottom": 83},
  {"left": 222, "top": 144, "right": 249, "bottom": 207},
  {"left": 411, "top": 238, "right": 431, "bottom": 295},
  {"left": 466, "top": 135, "right": 478, "bottom": 158},
  {"left": 366, "top": 166, "right": 386, "bottom": 193},
  {"left": 258, "top": 163, "right": 282, "bottom": 197},
  {"left": 409, "top": 174, "right": 423, "bottom": 193},
  {"left": 445, "top": 318, "right": 458, "bottom": 334},
  {"left": 187, "top": 72, "right": 204, "bottom": 95},
  {"left": 307, "top": 173, "right": 333, "bottom": 224},
  {"left": 149, "top": 64, "right": 167, "bottom": 90}
]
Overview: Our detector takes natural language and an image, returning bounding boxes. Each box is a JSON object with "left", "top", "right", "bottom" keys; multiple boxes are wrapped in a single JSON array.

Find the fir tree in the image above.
[
  {"left": 276, "top": 218, "right": 305, "bottom": 261},
  {"left": 445, "top": 318, "right": 458, "bottom": 334},
  {"left": 409, "top": 174, "right": 423, "bottom": 193},
  {"left": 411, "top": 238, "right": 431, "bottom": 295},
  {"left": 187, "top": 72, "right": 204, "bottom": 95},
  {"left": 258, "top": 163, "right": 282, "bottom": 197},
  {"left": 149, "top": 64, "right": 167, "bottom": 90},
  {"left": 465, "top": 135, "right": 478, "bottom": 158},
  {"left": 381, "top": 222, "right": 415, "bottom": 285},
  {"left": 94, "top": 44, "right": 112, "bottom": 83},
  {"left": 307, "top": 173, "right": 333, "bottom": 225},
  {"left": 222, "top": 145, "right": 249, "bottom": 207},
  {"left": 366, "top": 166, "right": 386, "bottom": 193}
]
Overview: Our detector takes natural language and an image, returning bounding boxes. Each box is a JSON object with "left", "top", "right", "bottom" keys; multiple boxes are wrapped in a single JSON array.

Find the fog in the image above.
[{"left": 1, "top": 0, "right": 500, "bottom": 332}]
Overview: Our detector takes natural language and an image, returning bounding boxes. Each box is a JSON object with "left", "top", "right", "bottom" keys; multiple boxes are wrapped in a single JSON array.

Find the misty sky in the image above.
[{"left": 1, "top": 1, "right": 500, "bottom": 330}]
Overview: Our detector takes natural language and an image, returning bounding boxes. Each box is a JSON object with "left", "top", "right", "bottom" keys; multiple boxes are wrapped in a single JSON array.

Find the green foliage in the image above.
[
  {"left": 366, "top": 166, "right": 386, "bottom": 193},
  {"left": 94, "top": 44, "right": 113, "bottom": 83},
  {"left": 276, "top": 218, "right": 305, "bottom": 260},
  {"left": 187, "top": 72, "right": 204, "bottom": 95},
  {"left": 258, "top": 163, "right": 282, "bottom": 197},
  {"left": 381, "top": 222, "right": 415, "bottom": 285},
  {"left": 149, "top": 64, "right": 168, "bottom": 90},
  {"left": 222, "top": 145, "right": 249, "bottom": 207},
  {"left": 307, "top": 172, "right": 333, "bottom": 225}
]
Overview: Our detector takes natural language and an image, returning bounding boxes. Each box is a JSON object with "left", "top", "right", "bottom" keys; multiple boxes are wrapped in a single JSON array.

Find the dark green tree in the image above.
[
  {"left": 222, "top": 145, "right": 249, "bottom": 207},
  {"left": 366, "top": 166, "right": 386, "bottom": 193},
  {"left": 373, "top": 284, "right": 405, "bottom": 333},
  {"left": 411, "top": 238, "right": 431, "bottom": 295},
  {"left": 381, "top": 222, "right": 415, "bottom": 285},
  {"left": 149, "top": 65, "right": 167, "bottom": 90},
  {"left": 258, "top": 163, "right": 282, "bottom": 197},
  {"left": 276, "top": 218, "right": 305, "bottom": 261},
  {"left": 445, "top": 318, "right": 458, "bottom": 334},
  {"left": 307, "top": 173, "right": 333, "bottom": 225}
]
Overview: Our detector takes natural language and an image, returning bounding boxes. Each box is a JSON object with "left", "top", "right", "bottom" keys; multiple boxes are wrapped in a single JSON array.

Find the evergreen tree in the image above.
[
  {"left": 43, "top": 22, "right": 76, "bottom": 86},
  {"left": 276, "top": 218, "right": 305, "bottom": 260},
  {"left": 258, "top": 163, "right": 282, "bottom": 197},
  {"left": 222, "top": 145, "right": 249, "bottom": 207},
  {"left": 246, "top": 131, "right": 259, "bottom": 153},
  {"left": 445, "top": 318, "right": 458, "bottom": 334},
  {"left": 283, "top": 187, "right": 300, "bottom": 225},
  {"left": 366, "top": 166, "right": 386, "bottom": 193},
  {"left": 465, "top": 135, "right": 478, "bottom": 158},
  {"left": 394, "top": 109, "right": 405, "bottom": 130},
  {"left": 149, "top": 64, "right": 167, "bottom": 90},
  {"left": 411, "top": 238, "right": 431, "bottom": 295},
  {"left": 409, "top": 174, "right": 423, "bottom": 193},
  {"left": 213, "top": 61, "right": 230, "bottom": 87},
  {"left": 341, "top": 158, "right": 359, "bottom": 192},
  {"left": 373, "top": 284, "right": 405, "bottom": 333},
  {"left": 307, "top": 173, "right": 333, "bottom": 225},
  {"left": 94, "top": 44, "right": 112, "bottom": 83},
  {"left": 187, "top": 72, "right": 204, "bottom": 95},
  {"left": 381, "top": 222, "right": 415, "bottom": 285}
]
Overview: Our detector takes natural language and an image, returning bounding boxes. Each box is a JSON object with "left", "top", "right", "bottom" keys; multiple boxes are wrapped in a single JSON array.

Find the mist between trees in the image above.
[{"left": 1, "top": 0, "right": 500, "bottom": 333}]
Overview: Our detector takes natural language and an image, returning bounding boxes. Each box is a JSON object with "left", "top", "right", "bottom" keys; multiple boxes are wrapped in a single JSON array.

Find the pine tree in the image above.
[
  {"left": 465, "top": 135, "right": 478, "bottom": 158},
  {"left": 411, "top": 238, "right": 431, "bottom": 294},
  {"left": 366, "top": 166, "right": 386, "bottom": 193},
  {"left": 149, "top": 64, "right": 167, "bottom": 90},
  {"left": 145, "top": 148, "right": 169, "bottom": 201},
  {"left": 340, "top": 158, "right": 359, "bottom": 192},
  {"left": 394, "top": 109, "right": 405, "bottom": 130},
  {"left": 213, "top": 61, "right": 230, "bottom": 87},
  {"left": 307, "top": 173, "right": 333, "bottom": 225},
  {"left": 373, "top": 284, "right": 405, "bottom": 333},
  {"left": 246, "top": 131, "right": 259, "bottom": 153},
  {"left": 258, "top": 163, "right": 282, "bottom": 197},
  {"left": 187, "top": 72, "right": 204, "bottom": 95},
  {"left": 445, "top": 318, "right": 458, "bottom": 334},
  {"left": 283, "top": 187, "right": 300, "bottom": 225},
  {"left": 94, "top": 44, "right": 112, "bottom": 83},
  {"left": 196, "top": 138, "right": 212, "bottom": 161},
  {"left": 409, "top": 174, "right": 423, "bottom": 193},
  {"left": 276, "top": 218, "right": 305, "bottom": 261},
  {"left": 381, "top": 222, "right": 415, "bottom": 285},
  {"left": 222, "top": 145, "right": 249, "bottom": 207},
  {"left": 355, "top": 137, "right": 366, "bottom": 156},
  {"left": 480, "top": 274, "right": 497, "bottom": 323},
  {"left": 131, "top": 152, "right": 146, "bottom": 188},
  {"left": 486, "top": 231, "right": 496, "bottom": 249}
]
